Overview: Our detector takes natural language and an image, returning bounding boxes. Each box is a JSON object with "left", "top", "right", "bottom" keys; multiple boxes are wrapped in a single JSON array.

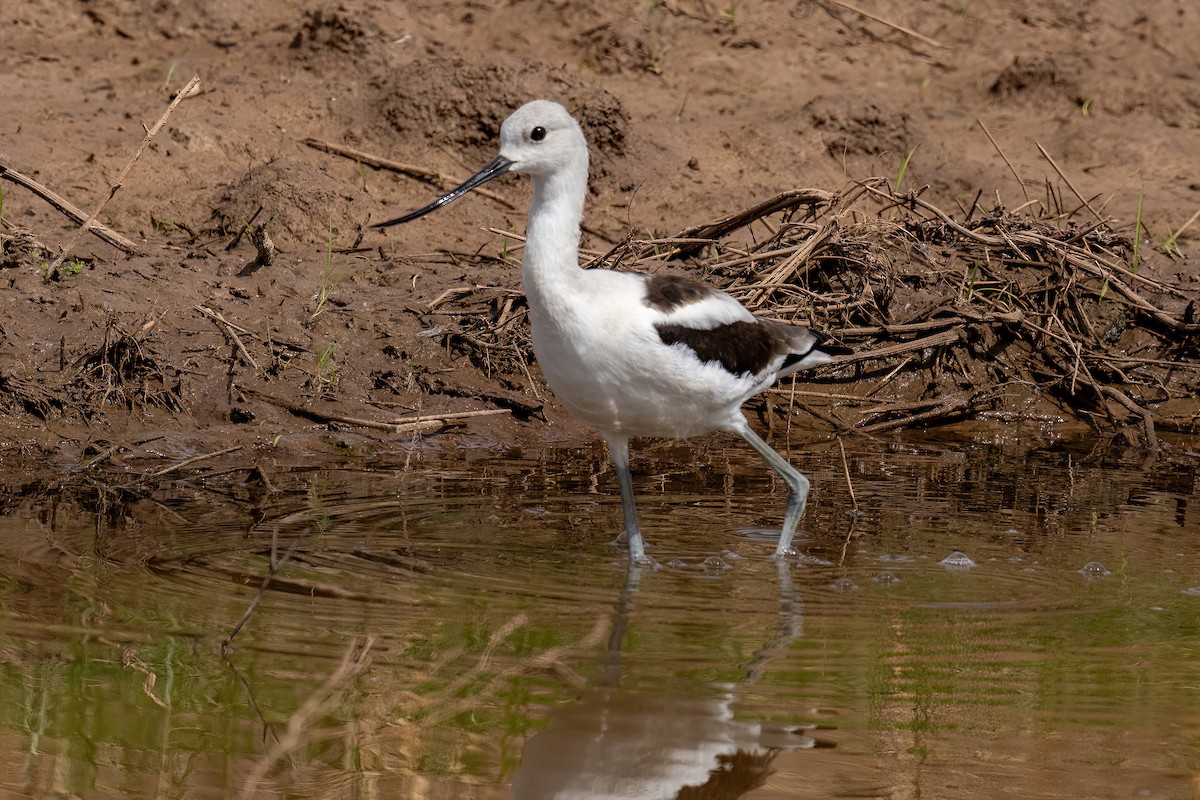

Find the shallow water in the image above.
[{"left": 0, "top": 435, "right": 1197, "bottom": 799}]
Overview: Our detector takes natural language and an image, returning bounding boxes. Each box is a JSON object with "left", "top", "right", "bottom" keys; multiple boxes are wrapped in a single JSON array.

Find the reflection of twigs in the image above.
[
  {"left": 222, "top": 653, "right": 285, "bottom": 752},
  {"left": 421, "top": 613, "right": 608, "bottom": 728},
  {"left": 237, "top": 636, "right": 375, "bottom": 800},
  {"left": 121, "top": 649, "right": 168, "bottom": 709},
  {"left": 223, "top": 526, "right": 305, "bottom": 651},
  {"left": 50, "top": 74, "right": 200, "bottom": 270},
  {"left": 836, "top": 437, "right": 858, "bottom": 513}
]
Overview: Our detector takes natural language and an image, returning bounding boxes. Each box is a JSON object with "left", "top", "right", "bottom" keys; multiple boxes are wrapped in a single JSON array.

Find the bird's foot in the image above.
[
  {"left": 630, "top": 553, "right": 661, "bottom": 570},
  {"left": 771, "top": 545, "right": 800, "bottom": 561}
]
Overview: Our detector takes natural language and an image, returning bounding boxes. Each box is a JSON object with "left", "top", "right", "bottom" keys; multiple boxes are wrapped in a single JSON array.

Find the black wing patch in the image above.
[
  {"left": 657, "top": 321, "right": 784, "bottom": 376},
  {"left": 643, "top": 274, "right": 718, "bottom": 313}
]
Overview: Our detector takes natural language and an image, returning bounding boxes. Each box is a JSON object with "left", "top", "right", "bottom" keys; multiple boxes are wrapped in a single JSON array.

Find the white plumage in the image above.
[{"left": 375, "top": 99, "right": 841, "bottom": 564}]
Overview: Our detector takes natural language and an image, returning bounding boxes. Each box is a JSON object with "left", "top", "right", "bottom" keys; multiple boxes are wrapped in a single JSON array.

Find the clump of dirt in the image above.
[
  {"left": 575, "top": 20, "right": 654, "bottom": 76},
  {"left": 989, "top": 54, "right": 1089, "bottom": 107},
  {"left": 289, "top": 8, "right": 370, "bottom": 56},
  {"left": 207, "top": 157, "right": 364, "bottom": 248},
  {"left": 804, "top": 94, "right": 914, "bottom": 157},
  {"left": 377, "top": 56, "right": 629, "bottom": 162}
]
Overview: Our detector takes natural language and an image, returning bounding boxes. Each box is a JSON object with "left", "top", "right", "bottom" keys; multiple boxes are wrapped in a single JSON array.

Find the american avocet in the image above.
[{"left": 375, "top": 100, "right": 841, "bottom": 564}]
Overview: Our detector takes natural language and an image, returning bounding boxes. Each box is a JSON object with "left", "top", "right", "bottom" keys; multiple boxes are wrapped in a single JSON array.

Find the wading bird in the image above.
[{"left": 375, "top": 100, "right": 841, "bottom": 564}]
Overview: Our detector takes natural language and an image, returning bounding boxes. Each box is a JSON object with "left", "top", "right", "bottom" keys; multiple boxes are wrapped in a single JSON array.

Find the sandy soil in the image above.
[{"left": 1, "top": 0, "right": 1198, "bottom": 473}]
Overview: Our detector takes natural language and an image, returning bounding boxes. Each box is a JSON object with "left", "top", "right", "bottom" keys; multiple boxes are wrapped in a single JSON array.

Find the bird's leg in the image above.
[
  {"left": 738, "top": 424, "right": 811, "bottom": 558},
  {"left": 604, "top": 435, "right": 651, "bottom": 564}
]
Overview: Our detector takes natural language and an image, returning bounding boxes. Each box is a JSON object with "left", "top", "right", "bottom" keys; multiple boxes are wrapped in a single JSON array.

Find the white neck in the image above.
[{"left": 521, "top": 163, "right": 588, "bottom": 314}]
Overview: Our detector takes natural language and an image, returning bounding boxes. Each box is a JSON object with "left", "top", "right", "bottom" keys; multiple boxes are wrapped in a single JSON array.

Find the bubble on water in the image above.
[
  {"left": 700, "top": 556, "right": 731, "bottom": 572},
  {"left": 797, "top": 554, "right": 833, "bottom": 567},
  {"left": 1004, "top": 528, "right": 1020, "bottom": 535},
  {"left": 878, "top": 554, "right": 914, "bottom": 563},
  {"left": 828, "top": 577, "right": 859, "bottom": 593},
  {"left": 522, "top": 506, "right": 550, "bottom": 516},
  {"left": 667, "top": 558, "right": 687, "bottom": 569},
  {"left": 1021, "top": 567, "right": 1036, "bottom": 573},
  {"left": 720, "top": 550, "right": 742, "bottom": 561},
  {"left": 1077, "top": 561, "right": 1111, "bottom": 578},
  {"left": 872, "top": 571, "right": 900, "bottom": 586},
  {"left": 940, "top": 551, "right": 976, "bottom": 570},
  {"left": 1008, "top": 556, "right": 1023, "bottom": 563},
  {"left": 1182, "top": 586, "right": 1200, "bottom": 597}
]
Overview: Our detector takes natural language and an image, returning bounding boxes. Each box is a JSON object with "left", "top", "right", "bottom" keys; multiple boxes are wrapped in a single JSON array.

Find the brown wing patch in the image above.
[
  {"left": 643, "top": 274, "right": 717, "bottom": 313},
  {"left": 657, "top": 321, "right": 786, "bottom": 376}
]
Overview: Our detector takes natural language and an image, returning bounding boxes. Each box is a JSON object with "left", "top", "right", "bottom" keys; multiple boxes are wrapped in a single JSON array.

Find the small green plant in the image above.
[
  {"left": 356, "top": 158, "right": 369, "bottom": 192},
  {"left": 1154, "top": 206, "right": 1197, "bottom": 259},
  {"left": 1130, "top": 190, "right": 1144, "bottom": 274},
  {"left": 30, "top": 248, "right": 85, "bottom": 281},
  {"left": 162, "top": 58, "right": 181, "bottom": 92},
  {"left": 311, "top": 342, "right": 337, "bottom": 390},
  {"left": 60, "top": 258, "right": 85, "bottom": 276},
  {"left": 1157, "top": 227, "right": 1182, "bottom": 258},
  {"left": 644, "top": 44, "right": 669, "bottom": 75},
  {"left": 962, "top": 262, "right": 980, "bottom": 303},
  {"left": 895, "top": 145, "right": 919, "bottom": 191},
  {"left": 644, "top": 0, "right": 661, "bottom": 26},
  {"left": 719, "top": 0, "right": 741, "bottom": 33},
  {"left": 312, "top": 223, "right": 346, "bottom": 319},
  {"left": 675, "top": 92, "right": 690, "bottom": 123}
]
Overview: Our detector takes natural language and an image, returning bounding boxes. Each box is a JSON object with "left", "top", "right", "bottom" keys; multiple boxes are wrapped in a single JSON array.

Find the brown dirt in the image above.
[{"left": 1, "top": 0, "right": 1198, "bottom": 476}]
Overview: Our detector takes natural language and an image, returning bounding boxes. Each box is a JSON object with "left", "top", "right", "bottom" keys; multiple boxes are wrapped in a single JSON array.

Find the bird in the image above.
[{"left": 374, "top": 100, "right": 842, "bottom": 564}]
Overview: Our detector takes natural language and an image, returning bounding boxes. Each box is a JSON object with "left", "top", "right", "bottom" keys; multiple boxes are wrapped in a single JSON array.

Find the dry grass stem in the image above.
[
  {"left": 51, "top": 74, "right": 200, "bottom": 271},
  {"left": 0, "top": 164, "right": 141, "bottom": 253}
]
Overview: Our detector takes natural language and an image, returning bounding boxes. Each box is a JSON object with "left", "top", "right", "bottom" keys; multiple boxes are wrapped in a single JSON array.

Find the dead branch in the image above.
[
  {"left": 0, "top": 164, "right": 141, "bottom": 253},
  {"left": 50, "top": 74, "right": 200, "bottom": 271}
]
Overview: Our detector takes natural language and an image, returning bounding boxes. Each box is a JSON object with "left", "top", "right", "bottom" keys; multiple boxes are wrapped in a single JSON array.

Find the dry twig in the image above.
[{"left": 50, "top": 74, "right": 200, "bottom": 271}]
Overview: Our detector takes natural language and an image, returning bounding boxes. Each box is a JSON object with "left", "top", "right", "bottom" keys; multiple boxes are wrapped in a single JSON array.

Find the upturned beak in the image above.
[{"left": 372, "top": 155, "right": 515, "bottom": 229}]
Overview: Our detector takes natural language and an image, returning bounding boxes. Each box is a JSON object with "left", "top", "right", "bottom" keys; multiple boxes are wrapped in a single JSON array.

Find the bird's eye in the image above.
[{"left": 530, "top": 126, "right": 547, "bottom": 142}]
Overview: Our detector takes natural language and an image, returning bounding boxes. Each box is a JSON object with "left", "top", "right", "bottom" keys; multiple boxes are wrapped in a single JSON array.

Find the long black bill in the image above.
[{"left": 371, "top": 155, "right": 514, "bottom": 229}]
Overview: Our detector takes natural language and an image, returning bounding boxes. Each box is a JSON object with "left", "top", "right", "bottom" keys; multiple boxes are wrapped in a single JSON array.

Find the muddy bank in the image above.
[{"left": 1, "top": 0, "right": 1198, "bottom": 479}]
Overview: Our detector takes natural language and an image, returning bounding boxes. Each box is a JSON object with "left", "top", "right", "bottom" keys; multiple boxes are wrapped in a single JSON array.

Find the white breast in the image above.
[{"left": 528, "top": 270, "right": 763, "bottom": 438}]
